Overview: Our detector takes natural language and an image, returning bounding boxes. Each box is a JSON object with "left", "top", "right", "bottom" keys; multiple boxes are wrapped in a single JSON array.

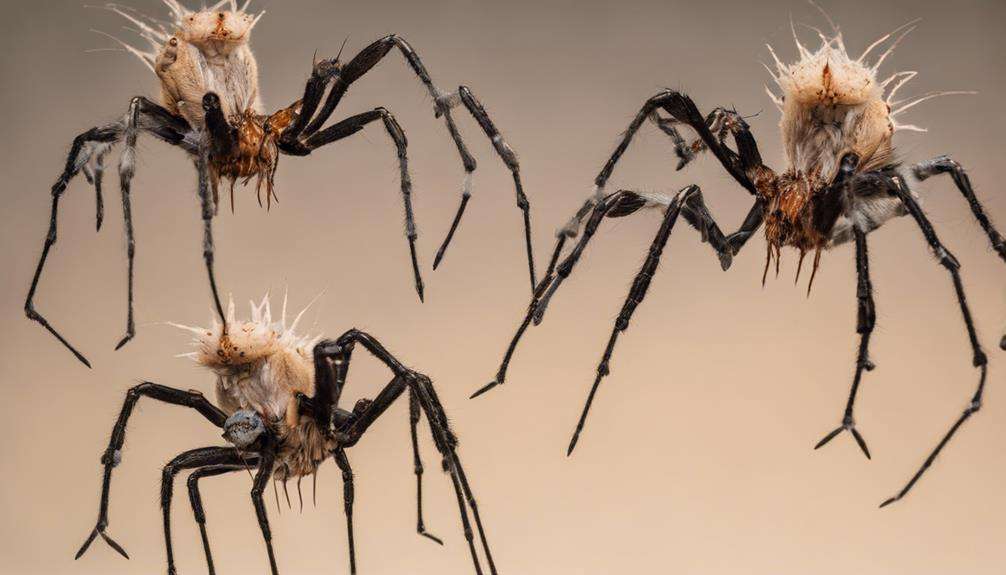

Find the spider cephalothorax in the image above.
[
  {"left": 78, "top": 295, "right": 497, "bottom": 575},
  {"left": 28, "top": 0, "right": 535, "bottom": 367},
  {"left": 481, "top": 16, "right": 1004, "bottom": 509}
]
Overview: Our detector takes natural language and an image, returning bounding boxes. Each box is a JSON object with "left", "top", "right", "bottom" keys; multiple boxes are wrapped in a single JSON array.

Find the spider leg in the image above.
[
  {"left": 199, "top": 94, "right": 237, "bottom": 326},
  {"left": 912, "top": 155, "right": 1006, "bottom": 349},
  {"left": 478, "top": 94, "right": 768, "bottom": 398},
  {"left": 315, "top": 333, "right": 496, "bottom": 575},
  {"left": 161, "top": 448, "right": 249, "bottom": 575},
  {"left": 294, "top": 109, "right": 424, "bottom": 300},
  {"left": 410, "top": 387, "right": 444, "bottom": 545},
  {"left": 26, "top": 97, "right": 191, "bottom": 366},
  {"left": 333, "top": 448, "right": 357, "bottom": 574},
  {"left": 76, "top": 382, "right": 226, "bottom": 562},
  {"left": 814, "top": 227, "right": 875, "bottom": 459},
  {"left": 250, "top": 446, "right": 281, "bottom": 575},
  {"left": 434, "top": 85, "right": 536, "bottom": 291},
  {"left": 877, "top": 174, "right": 988, "bottom": 507},
  {"left": 567, "top": 186, "right": 692, "bottom": 455},
  {"left": 284, "top": 35, "right": 532, "bottom": 290},
  {"left": 187, "top": 464, "right": 253, "bottom": 575}
]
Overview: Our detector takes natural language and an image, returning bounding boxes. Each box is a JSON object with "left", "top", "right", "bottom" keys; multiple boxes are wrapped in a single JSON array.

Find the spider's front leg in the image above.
[
  {"left": 312, "top": 333, "right": 497, "bottom": 575},
  {"left": 75, "top": 382, "right": 226, "bottom": 562}
]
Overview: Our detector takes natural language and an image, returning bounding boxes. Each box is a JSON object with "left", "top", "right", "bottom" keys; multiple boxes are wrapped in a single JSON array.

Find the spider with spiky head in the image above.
[
  {"left": 26, "top": 0, "right": 535, "bottom": 368},
  {"left": 477, "top": 15, "right": 1004, "bottom": 508},
  {"left": 75, "top": 295, "right": 497, "bottom": 575}
]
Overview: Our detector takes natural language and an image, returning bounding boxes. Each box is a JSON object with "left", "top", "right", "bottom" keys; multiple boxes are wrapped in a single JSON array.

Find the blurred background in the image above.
[{"left": 1, "top": 0, "right": 1004, "bottom": 573}]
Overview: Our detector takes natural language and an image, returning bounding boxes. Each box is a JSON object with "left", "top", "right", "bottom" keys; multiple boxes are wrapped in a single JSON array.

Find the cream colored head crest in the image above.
[
  {"left": 96, "top": 1, "right": 265, "bottom": 71},
  {"left": 171, "top": 293, "right": 321, "bottom": 374},
  {"left": 764, "top": 18, "right": 974, "bottom": 135}
]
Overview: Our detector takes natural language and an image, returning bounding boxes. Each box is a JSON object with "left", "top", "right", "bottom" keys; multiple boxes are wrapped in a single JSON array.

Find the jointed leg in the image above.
[
  {"left": 250, "top": 447, "right": 280, "bottom": 575},
  {"left": 879, "top": 174, "right": 988, "bottom": 507},
  {"left": 333, "top": 448, "right": 357, "bottom": 574},
  {"left": 187, "top": 464, "right": 252, "bottom": 575},
  {"left": 566, "top": 187, "right": 691, "bottom": 455},
  {"left": 434, "top": 85, "right": 536, "bottom": 291},
  {"left": 297, "top": 108, "right": 424, "bottom": 301},
  {"left": 814, "top": 227, "right": 875, "bottom": 459},
  {"left": 26, "top": 98, "right": 191, "bottom": 366},
  {"left": 199, "top": 95, "right": 235, "bottom": 326},
  {"left": 76, "top": 382, "right": 227, "bottom": 561},
  {"left": 410, "top": 388, "right": 444, "bottom": 544},
  {"left": 114, "top": 97, "right": 141, "bottom": 350},
  {"left": 161, "top": 448, "right": 248, "bottom": 575}
]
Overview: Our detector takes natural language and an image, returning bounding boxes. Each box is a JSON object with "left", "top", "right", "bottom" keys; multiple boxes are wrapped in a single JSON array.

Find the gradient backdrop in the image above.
[{"left": 1, "top": 1, "right": 1004, "bottom": 573}]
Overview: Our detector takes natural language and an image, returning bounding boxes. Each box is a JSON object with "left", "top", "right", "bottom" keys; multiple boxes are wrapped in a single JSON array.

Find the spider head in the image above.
[{"left": 178, "top": 4, "right": 263, "bottom": 55}]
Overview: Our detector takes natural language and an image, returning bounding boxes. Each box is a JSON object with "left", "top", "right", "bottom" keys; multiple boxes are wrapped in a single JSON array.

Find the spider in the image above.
[
  {"left": 25, "top": 0, "right": 535, "bottom": 369},
  {"left": 474, "top": 17, "right": 1005, "bottom": 507},
  {"left": 74, "top": 295, "right": 497, "bottom": 575}
]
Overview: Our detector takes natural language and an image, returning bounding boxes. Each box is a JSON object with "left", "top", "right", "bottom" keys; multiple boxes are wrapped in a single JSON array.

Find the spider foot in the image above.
[
  {"left": 814, "top": 416, "right": 871, "bottom": 459},
  {"left": 75, "top": 523, "right": 129, "bottom": 560},
  {"left": 419, "top": 528, "right": 445, "bottom": 546},
  {"left": 470, "top": 379, "right": 500, "bottom": 399},
  {"left": 113, "top": 327, "right": 135, "bottom": 351}
]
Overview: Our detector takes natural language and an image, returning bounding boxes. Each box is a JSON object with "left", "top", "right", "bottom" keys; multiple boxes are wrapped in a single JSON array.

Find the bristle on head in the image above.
[{"left": 170, "top": 292, "right": 322, "bottom": 372}]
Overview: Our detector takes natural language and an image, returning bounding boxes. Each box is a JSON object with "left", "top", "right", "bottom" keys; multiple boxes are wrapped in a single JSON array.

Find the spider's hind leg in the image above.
[{"left": 187, "top": 464, "right": 252, "bottom": 575}]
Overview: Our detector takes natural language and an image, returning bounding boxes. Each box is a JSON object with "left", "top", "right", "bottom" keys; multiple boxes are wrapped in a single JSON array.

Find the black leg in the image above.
[
  {"left": 161, "top": 448, "right": 247, "bottom": 575},
  {"left": 113, "top": 98, "right": 140, "bottom": 350},
  {"left": 333, "top": 448, "right": 357, "bottom": 575},
  {"left": 187, "top": 464, "right": 252, "bottom": 575},
  {"left": 198, "top": 95, "right": 232, "bottom": 327},
  {"left": 878, "top": 174, "right": 988, "bottom": 507},
  {"left": 298, "top": 108, "right": 424, "bottom": 301},
  {"left": 814, "top": 227, "right": 875, "bottom": 459},
  {"left": 409, "top": 388, "right": 444, "bottom": 545},
  {"left": 567, "top": 187, "right": 690, "bottom": 455},
  {"left": 434, "top": 85, "right": 536, "bottom": 291},
  {"left": 25, "top": 97, "right": 191, "bottom": 366},
  {"left": 250, "top": 446, "right": 280, "bottom": 575},
  {"left": 76, "top": 382, "right": 227, "bottom": 562},
  {"left": 315, "top": 333, "right": 496, "bottom": 575}
]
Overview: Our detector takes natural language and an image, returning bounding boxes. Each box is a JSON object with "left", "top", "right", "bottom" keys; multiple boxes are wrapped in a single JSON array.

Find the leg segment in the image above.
[
  {"left": 313, "top": 334, "right": 497, "bottom": 575},
  {"left": 161, "top": 448, "right": 247, "bottom": 575},
  {"left": 198, "top": 95, "right": 234, "bottom": 326},
  {"left": 410, "top": 388, "right": 444, "bottom": 544},
  {"left": 333, "top": 448, "right": 357, "bottom": 575},
  {"left": 26, "top": 98, "right": 191, "bottom": 366},
  {"left": 434, "top": 85, "right": 536, "bottom": 291},
  {"left": 566, "top": 187, "right": 691, "bottom": 455},
  {"left": 187, "top": 464, "right": 252, "bottom": 575},
  {"left": 250, "top": 447, "right": 280, "bottom": 575},
  {"left": 76, "top": 382, "right": 227, "bottom": 561},
  {"left": 878, "top": 174, "right": 988, "bottom": 507},
  {"left": 298, "top": 108, "right": 424, "bottom": 301},
  {"left": 814, "top": 227, "right": 875, "bottom": 459}
]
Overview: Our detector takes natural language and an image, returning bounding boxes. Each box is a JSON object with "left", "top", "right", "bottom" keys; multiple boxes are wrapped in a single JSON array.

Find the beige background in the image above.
[{"left": 1, "top": 0, "right": 1004, "bottom": 573}]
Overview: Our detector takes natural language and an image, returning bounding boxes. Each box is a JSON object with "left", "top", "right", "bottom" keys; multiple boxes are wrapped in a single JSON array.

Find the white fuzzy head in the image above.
[
  {"left": 95, "top": 1, "right": 265, "bottom": 71},
  {"left": 763, "top": 17, "right": 974, "bottom": 175},
  {"left": 172, "top": 293, "right": 320, "bottom": 376}
]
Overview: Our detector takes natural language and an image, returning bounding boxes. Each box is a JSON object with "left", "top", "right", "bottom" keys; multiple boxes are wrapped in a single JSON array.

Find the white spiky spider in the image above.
[
  {"left": 481, "top": 12, "right": 1005, "bottom": 510},
  {"left": 26, "top": 0, "right": 536, "bottom": 369},
  {"left": 76, "top": 293, "right": 498, "bottom": 575}
]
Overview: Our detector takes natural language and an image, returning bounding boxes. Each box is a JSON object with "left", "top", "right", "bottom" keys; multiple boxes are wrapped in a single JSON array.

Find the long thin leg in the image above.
[
  {"left": 879, "top": 174, "right": 988, "bottom": 507},
  {"left": 434, "top": 85, "right": 536, "bottom": 291},
  {"left": 76, "top": 382, "right": 227, "bottom": 561},
  {"left": 315, "top": 335, "right": 496, "bottom": 575},
  {"left": 300, "top": 108, "right": 424, "bottom": 301},
  {"left": 250, "top": 446, "right": 280, "bottom": 575},
  {"left": 25, "top": 97, "right": 191, "bottom": 366},
  {"left": 409, "top": 388, "right": 444, "bottom": 544},
  {"left": 161, "top": 448, "right": 247, "bottom": 575},
  {"left": 198, "top": 95, "right": 232, "bottom": 326},
  {"left": 187, "top": 464, "right": 251, "bottom": 575},
  {"left": 333, "top": 448, "right": 357, "bottom": 575},
  {"left": 814, "top": 227, "right": 875, "bottom": 459},
  {"left": 567, "top": 187, "right": 690, "bottom": 455},
  {"left": 114, "top": 98, "right": 140, "bottom": 350}
]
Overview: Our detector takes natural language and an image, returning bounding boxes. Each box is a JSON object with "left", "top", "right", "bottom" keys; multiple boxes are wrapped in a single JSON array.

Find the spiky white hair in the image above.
[
  {"left": 92, "top": 1, "right": 265, "bottom": 72},
  {"left": 763, "top": 16, "right": 974, "bottom": 134}
]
